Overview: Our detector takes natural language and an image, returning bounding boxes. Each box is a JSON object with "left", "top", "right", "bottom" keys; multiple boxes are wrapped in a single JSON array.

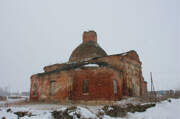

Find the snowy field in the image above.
[{"left": 0, "top": 98, "right": 180, "bottom": 119}]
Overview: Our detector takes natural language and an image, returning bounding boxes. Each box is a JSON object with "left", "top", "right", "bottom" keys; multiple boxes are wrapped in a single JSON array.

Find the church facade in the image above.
[{"left": 30, "top": 31, "right": 147, "bottom": 104}]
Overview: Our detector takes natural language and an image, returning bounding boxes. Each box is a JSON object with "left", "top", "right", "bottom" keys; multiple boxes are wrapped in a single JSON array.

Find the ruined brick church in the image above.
[{"left": 30, "top": 31, "right": 147, "bottom": 103}]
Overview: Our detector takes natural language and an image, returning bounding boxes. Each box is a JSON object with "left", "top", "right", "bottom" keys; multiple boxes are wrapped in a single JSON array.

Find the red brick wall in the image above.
[
  {"left": 90, "top": 51, "right": 144, "bottom": 97},
  {"left": 30, "top": 71, "right": 73, "bottom": 102},
  {"left": 142, "top": 81, "right": 147, "bottom": 95},
  {"left": 30, "top": 67, "right": 123, "bottom": 102},
  {"left": 30, "top": 50, "right": 147, "bottom": 102},
  {"left": 71, "top": 67, "right": 123, "bottom": 101}
]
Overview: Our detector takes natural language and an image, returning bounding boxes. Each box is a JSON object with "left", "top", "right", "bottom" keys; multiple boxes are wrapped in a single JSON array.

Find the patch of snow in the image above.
[
  {"left": 122, "top": 53, "right": 127, "bottom": 56},
  {"left": 103, "top": 115, "right": 124, "bottom": 119},
  {"left": 126, "top": 98, "right": 180, "bottom": 119},
  {"left": 83, "top": 64, "right": 99, "bottom": 67},
  {"left": 76, "top": 107, "right": 97, "bottom": 119},
  {"left": 115, "top": 97, "right": 142, "bottom": 106},
  {"left": 60, "top": 106, "right": 97, "bottom": 119},
  {"left": 21, "top": 112, "right": 52, "bottom": 119},
  {"left": 107, "top": 106, "right": 113, "bottom": 111},
  {"left": 0, "top": 110, "right": 18, "bottom": 119}
]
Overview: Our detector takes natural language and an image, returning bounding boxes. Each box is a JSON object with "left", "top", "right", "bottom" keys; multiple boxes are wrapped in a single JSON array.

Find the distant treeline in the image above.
[{"left": 0, "top": 87, "right": 10, "bottom": 96}]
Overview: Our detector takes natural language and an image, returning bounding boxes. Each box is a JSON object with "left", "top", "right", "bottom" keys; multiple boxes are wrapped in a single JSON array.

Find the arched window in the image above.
[
  {"left": 50, "top": 80, "right": 56, "bottom": 96},
  {"left": 83, "top": 80, "right": 89, "bottom": 94},
  {"left": 113, "top": 80, "right": 118, "bottom": 94}
]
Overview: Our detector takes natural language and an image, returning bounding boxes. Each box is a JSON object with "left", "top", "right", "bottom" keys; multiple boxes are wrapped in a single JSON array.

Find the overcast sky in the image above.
[{"left": 0, "top": 0, "right": 179, "bottom": 92}]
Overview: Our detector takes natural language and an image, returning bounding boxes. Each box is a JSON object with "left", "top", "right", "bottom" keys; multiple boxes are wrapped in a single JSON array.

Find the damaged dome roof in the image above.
[{"left": 69, "top": 31, "right": 107, "bottom": 63}]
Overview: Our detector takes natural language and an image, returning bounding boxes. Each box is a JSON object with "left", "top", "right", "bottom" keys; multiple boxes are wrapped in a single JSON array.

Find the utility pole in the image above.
[{"left": 150, "top": 72, "right": 153, "bottom": 93}]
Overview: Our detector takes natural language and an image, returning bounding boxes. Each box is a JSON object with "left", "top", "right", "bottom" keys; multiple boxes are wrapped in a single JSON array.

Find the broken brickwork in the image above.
[{"left": 30, "top": 31, "right": 147, "bottom": 103}]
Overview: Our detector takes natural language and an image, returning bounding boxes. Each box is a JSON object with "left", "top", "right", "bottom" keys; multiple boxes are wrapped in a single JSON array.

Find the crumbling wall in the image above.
[
  {"left": 30, "top": 50, "right": 147, "bottom": 103},
  {"left": 43, "top": 63, "right": 66, "bottom": 72},
  {"left": 90, "top": 51, "right": 144, "bottom": 97},
  {"left": 71, "top": 67, "right": 123, "bottom": 101},
  {"left": 30, "top": 71, "right": 73, "bottom": 102}
]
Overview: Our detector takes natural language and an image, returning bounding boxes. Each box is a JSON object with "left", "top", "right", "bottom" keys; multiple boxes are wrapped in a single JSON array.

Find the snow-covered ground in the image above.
[
  {"left": 126, "top": 98, "right": 180, "bottom": 119},
  {"left": 0, "top": 98, "right": 180, "bottom": 119}
]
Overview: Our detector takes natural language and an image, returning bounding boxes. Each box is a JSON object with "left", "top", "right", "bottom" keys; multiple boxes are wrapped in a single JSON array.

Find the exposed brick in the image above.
[{"left": 30, "top": 31, "right": 147, "bottom": 104}]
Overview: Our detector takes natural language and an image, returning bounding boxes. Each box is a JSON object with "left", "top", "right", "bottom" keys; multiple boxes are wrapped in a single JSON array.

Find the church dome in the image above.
[{"left": 69, "top": 31, "right": 107, "bottom": 63}]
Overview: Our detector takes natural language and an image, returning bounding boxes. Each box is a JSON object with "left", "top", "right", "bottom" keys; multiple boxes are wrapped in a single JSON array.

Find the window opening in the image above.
[
  {"left": 113, "top": 80, "right": 118, "bottom": 94},
  {"left": 50, "top": 81, "right": 56, "bottom": 96},
  {"left": 83, "top": 80, "right": 89, "bottom": 93}
]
